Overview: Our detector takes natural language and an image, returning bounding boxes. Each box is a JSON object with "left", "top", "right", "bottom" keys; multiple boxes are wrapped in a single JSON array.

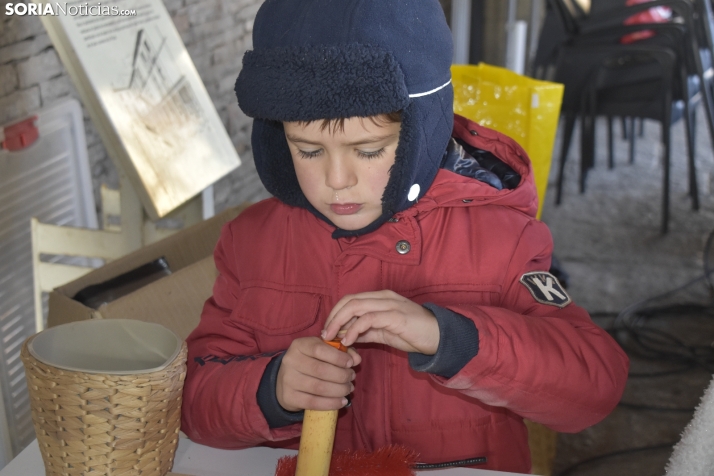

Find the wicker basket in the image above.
[{"left": 21, "top": 322, "right": 187, "bottom": 476}]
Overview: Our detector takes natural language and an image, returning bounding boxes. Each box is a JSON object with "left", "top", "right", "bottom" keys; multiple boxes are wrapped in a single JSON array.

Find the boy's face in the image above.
[{"left": 284, "top": 117, "right": 400, "bottom": 230}]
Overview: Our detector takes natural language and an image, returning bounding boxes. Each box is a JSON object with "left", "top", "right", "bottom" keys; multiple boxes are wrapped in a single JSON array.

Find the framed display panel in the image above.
[{"left": 38, "top": 0, "right": 241, "bottom": 220}]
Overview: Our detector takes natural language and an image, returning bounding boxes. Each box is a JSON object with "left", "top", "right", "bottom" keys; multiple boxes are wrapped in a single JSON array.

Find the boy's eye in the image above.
[
  {"left": 298, "top": 149, "right": 323, "bottom": 159},
  {"left": 357, "top": 148, "right": 386, "bottom": 159}
]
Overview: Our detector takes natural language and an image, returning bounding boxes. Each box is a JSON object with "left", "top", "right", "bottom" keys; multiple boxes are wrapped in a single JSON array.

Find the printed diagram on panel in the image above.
[
  {"left": 53, "top": 0, "right": 241, "bottom": 217},
  {"left": 113, "top": 27, "right": 206, "bottom": 168}
]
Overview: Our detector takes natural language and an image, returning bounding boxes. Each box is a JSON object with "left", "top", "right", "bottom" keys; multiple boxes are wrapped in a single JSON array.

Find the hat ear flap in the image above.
[
  {"left": 252, "top": 119, "right": 310, "bottom": 209},
  {"left": 381, "top": 100, "right": 416, "bottom": 216},
  {"left": 381, "top": 83, "right": 454, "bottom": 215}
]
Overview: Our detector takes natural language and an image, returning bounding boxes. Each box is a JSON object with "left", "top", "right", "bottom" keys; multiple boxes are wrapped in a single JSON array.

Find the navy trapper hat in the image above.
[{"left": 235, "top": 0, "right": 454, "bottom": 237}]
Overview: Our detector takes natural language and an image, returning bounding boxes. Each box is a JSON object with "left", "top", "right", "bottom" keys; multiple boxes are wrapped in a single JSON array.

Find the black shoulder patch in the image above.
[{"left": 519, "top": 271, "right": 571, "bottom": 308}]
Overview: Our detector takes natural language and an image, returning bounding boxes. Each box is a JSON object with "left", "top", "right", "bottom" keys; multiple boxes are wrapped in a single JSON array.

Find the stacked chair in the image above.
[{"left": 534, "top": 0, "right": 714, "bottom": 233}]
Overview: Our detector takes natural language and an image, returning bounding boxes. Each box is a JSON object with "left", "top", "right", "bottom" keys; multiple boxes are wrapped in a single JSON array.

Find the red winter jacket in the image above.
[{"left": 181, "top": 115, "right": 629, "bottom": 473}]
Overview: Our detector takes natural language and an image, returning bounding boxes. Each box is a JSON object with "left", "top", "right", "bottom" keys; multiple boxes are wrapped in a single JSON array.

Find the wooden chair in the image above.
[{"left": 31, "top": 172, "right": 208, "bottom": 332}]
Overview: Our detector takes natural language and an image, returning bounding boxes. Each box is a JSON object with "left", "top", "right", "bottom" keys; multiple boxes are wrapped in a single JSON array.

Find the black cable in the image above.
[
  {"left": 553, "top": 442, "right": 677, "bottom": 476},
  {"left": 609, "top": 257, "right": 714, "bottom": 373},
  {"left": 613, "top": 274, "right": 707, "bottom": 330},
  {"left": 636, "top": 303, "right": 714, "bottom": 317},
  {"left": 590, "top": 311, "right": 619, "bottom": 319},
  {"left": 555, "top": 226, "right": 714, "bottom": 474},
  {"left": 627, "top": 363, "right": 696, "bottom": 378},
  {"left": 703, "top": 226, "right": 714, "bottom": 292},
  {"left": 413, "top": 456, "right": 487, "bottom": 470},
  {"left": 616, "top": 330, "right": 712, "bottom": 371},
  {"left": 616, "top": 313, "right": 714, "bottom": 373},
  {"left": 618, "top": 401, "right": 695, "bottom": 413}
]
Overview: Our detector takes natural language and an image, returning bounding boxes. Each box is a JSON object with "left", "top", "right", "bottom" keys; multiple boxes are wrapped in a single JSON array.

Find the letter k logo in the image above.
[
  {"left": 519, "top": 272, "right": 572, "bottom": 308},
  {"left": 530, "top": 276, "right": 565, "bottom": 301}
]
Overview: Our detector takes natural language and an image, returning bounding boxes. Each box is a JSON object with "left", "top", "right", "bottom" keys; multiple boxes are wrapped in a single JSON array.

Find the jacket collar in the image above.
[{"left": 335, "top": 215, "right": 422, "bottom": 266}]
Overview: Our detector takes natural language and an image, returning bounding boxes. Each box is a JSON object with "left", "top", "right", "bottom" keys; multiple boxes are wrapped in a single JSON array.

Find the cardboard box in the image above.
[{"left": 47, "top": 204, "right": 250, "bottom": 341}]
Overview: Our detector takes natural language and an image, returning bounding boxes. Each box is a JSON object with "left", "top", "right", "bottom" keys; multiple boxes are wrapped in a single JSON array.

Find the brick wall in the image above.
[{"left": 0, "top": 0, "right": 270, "bottom": 220}]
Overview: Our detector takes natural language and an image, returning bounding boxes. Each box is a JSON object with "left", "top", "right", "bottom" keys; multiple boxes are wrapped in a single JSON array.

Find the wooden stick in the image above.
[
  {"left": 295, "top": 408, "right": 339, "bottom": 476},
  {"left": 295, "top": 339, "right": 347, "bottom": 476}
]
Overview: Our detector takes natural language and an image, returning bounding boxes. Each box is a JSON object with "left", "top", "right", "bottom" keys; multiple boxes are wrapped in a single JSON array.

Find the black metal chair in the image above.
[
  {"left": 579, "top": 46, "right": 681, "bottom": 233},
  {"left": 545, "top": 0, "right": 714, "bottom": 152},
  {"left": 569, "top": 22, "right": 701, "bottom": 209},
  {"left": 533, "top": 0, "right": 707, "bottom": 233}
]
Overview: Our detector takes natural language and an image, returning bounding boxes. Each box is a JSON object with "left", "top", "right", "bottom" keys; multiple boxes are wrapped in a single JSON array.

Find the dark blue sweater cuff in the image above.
[
  {"left": 257, "top": 352, "right": 305, "bottom": 429},
  {"left": 408, "top": 303, "right": 479, "bottom": 378}
]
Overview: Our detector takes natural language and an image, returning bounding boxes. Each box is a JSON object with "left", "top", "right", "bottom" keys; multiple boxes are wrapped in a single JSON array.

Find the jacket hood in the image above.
[
  {"left": 401, "top": 115, "right": 539, "bottom": 220},
  {"left": 235, "top": 0, "right": 454, "bottom": 238}
]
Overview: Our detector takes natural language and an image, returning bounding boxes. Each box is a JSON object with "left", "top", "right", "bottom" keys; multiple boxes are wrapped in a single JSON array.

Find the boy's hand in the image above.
[
  {"left": 322, "top": 290, "right": 440, "bottom": 355},
  {"left": 276, "top": 337, "right": 361, "bottom": 412}
]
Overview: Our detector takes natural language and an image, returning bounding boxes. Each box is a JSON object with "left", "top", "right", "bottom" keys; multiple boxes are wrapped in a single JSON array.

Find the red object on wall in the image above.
[
  {"left": 621, "top": 0, "right": 672, "bottom": 44},
  {"left": 1, "top": 116, "right": 39, "bottom": 151}
]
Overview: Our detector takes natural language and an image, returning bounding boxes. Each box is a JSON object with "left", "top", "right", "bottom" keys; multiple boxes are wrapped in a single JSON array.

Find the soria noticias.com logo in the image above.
[{"left": 5, "top": 3, "right": 137, "bottom": 16}]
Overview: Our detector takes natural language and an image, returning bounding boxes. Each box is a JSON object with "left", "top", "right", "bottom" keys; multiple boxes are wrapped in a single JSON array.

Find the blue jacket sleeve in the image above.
[
  {"left": 257, "top": 353, "right": 305, "bottom": 429},
  {"left": 409, "top": 303, "right": 480, "bottom": 378}
]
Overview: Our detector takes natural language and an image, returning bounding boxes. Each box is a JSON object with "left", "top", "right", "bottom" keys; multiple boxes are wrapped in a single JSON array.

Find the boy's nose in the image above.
[{"left": 325, "top": 158, "right": 357, "bottom": 192}]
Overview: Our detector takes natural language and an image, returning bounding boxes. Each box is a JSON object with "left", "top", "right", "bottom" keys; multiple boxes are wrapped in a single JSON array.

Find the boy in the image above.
[{"left": 181, "top": 0, "right": 629, "bottom": 472}]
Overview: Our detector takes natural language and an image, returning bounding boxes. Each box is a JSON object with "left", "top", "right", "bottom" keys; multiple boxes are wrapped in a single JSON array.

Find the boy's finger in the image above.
[
  {"left": 291, "top": 392, "right": 350, "bottom": 412},
  {"left": 325, "top": 298, "right": 400, "bottom": 340},
  {"left": 293, "top": 359, "right": 355, "bottom": 384},
  {"left": 286, "top": 373, "right": 354, "bottom": 398},
  {"left": 323, "top": 296, "right": 397, "bottom": 340},
  {"left": 325, "top": 293, "right": 357, "bottom": 328},
  {"left": 346, "top": 346, "right": 362, "bottom": 366},
  {"left": 324, "top": 290, "right": 396, "bottom": 331},
  {"left": 340, "top": 310, "right": 403, "bottom": 347},
  {"left": 293, "top": 336, "right": 349, "bottom": 364},
  {"left": 308, "top": 340, "right": 355, "bottom": 368}
]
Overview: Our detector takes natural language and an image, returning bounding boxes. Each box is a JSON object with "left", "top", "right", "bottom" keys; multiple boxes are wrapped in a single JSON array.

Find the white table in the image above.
[{"left": 0, "top": 438, "right": 527, "bottom": 475}]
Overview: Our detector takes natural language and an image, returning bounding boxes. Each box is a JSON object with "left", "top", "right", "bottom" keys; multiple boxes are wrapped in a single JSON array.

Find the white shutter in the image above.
[{"left": 0, "top": 98, "right": 97, "bottom": 461}]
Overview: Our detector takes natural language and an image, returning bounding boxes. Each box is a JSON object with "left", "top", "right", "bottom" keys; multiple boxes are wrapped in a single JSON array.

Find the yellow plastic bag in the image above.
[{"left": 452, "top": 63, "right": 564, "bottom": 219}]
